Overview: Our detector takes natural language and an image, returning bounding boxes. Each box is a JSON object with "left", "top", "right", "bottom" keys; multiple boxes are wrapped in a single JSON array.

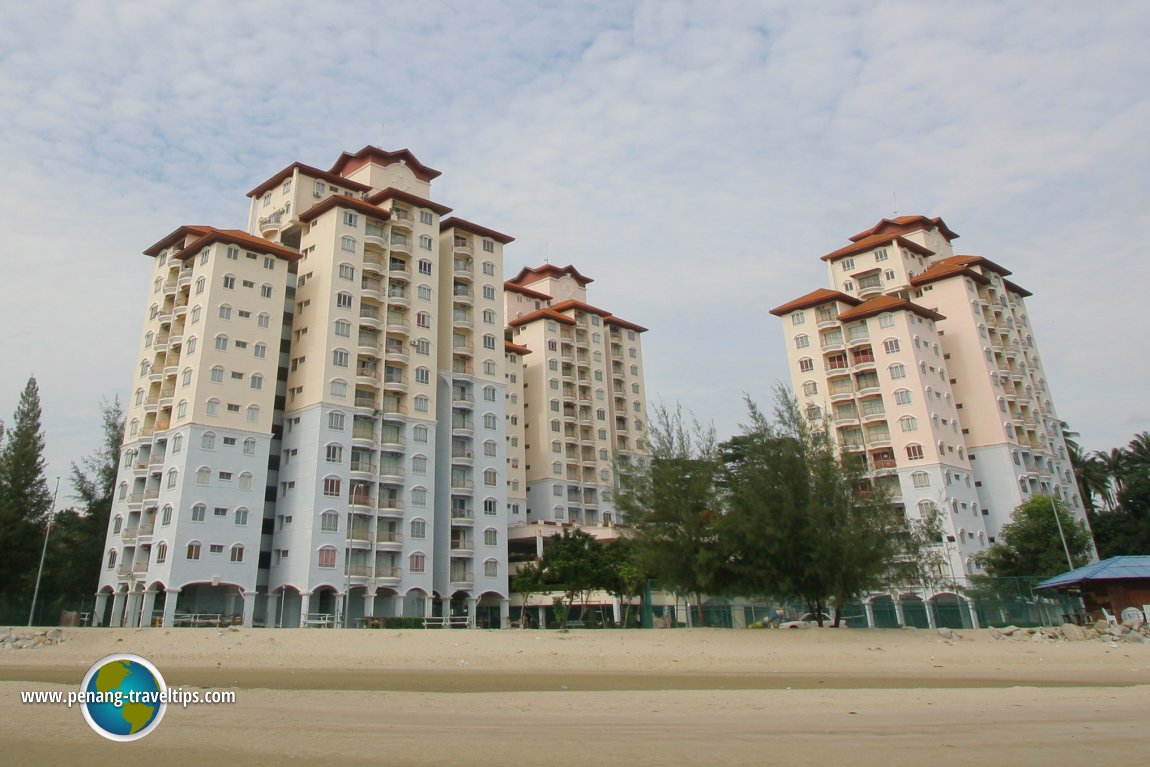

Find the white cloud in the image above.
[{"left": 1, "top": 0, "right": 1148, "bottom": 496}]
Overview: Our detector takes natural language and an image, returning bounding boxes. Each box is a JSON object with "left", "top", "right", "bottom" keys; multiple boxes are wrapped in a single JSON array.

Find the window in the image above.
[
  {"left": 191, "top": 504, "right": 206, "bottom": 522},
  {"left": 234, "top": 507, "right": 249, "bottom": 526},
  {"left": 186, "top": 337, "right": 197, "bottom": 354},
  {"left": 841, "top": 258, "right": 854, "bottom": 270},
  {"left": 341, "top": 236, "right": 357, "bottom": 253},
  {"left": 210, "top": 366, "right": 225, "bottom": 384},
  {"left": 251, "top": 373, "right": 263, "bottom": 390},
  {"left": 912, "top": 471, "right": 930, "bottom": 488},
  {"left": 254, "top": 343, "right": 267, "bottom": 358},
  {"left": 419, "top": 210, "right": 434, "bottom": 225},
  {"left": 230, "top": 544, "right": 245, "bottom": 563},
  {"left": 791, "top": 312, "right": 805, "bottom": 326},
  {"left": 482, "top": 261, "right": 496, "bottom": 276},
  {"left": 900, "top": 416, "right": 918, "bottom": 432},
  {"left": 415, "top": 367, "right": 430, "bottom": 384},
  {"left": 798, "top": 358, "right": 814, "bottom": 373},
  {"left": 483, "top": 334, "right": 497, "bottom": 350},
  {"left": 155, "top": 543, "right": 167, "bottom": 564},
  {"left": 883, "top": 339, "right": 900, "bottom": 354},
  {"left": 418, "top": 259, "right": 432, "bottom": 275},
  {"left": 414, "top": 339, "right": 430, "bottom": 355},
  {"left": 906, "top": 444, "right": 925, "bottom": 460},
  {"left": 484, "top": 413, "right": 497, "bottom": 430},
  {"left": 343, "top": 211, "right": 358, "bottom": 227},
  {"left": 419, "top": 234, "right": 433, "bottom": 250},
  {"left": 219, "top": 304, "right": 232, "bottom": 320},
  {"left": 171, "top": 435, "right": 183, "bottom": 454},
  {"left": 247, "top": 405, "right": 260, "bottom": 422},
  {"left": 186, "top": 542, "right": 201, "bottom": 560},
  {"left": 260, "top": 283, "right": 273, "bottom": 298},
  {"left": 484, "top": 528, "right": 498, "bottom": 546},
  {"left": 412, "top": 487, "right": 427, "bottom": 506},
  {"left": 190, "top": 306, "right": 201, "bottom": 324},
  {"left": 323, "top": 476, "right": 341, "bottom": 497},
  {"left": 414, "top": 395, "right": 429, "bottom": 413},
  {"left": 338, "top": 263, "right": 355, "bottom": 280},
  {"left": 258, "top": 312, "right": 270, "bottom": 328},
  {"left": 418, "top": 285, "right": 433, "bottom": 301},
  {"left": 484, "top": 440, "right": 497, "bottom": 457},
  {"left": 483, "top": 285, "right": 496, "bottom": 300},
  {"left": 330, "top": 380, "right": 347, "bottom": 398},
  {"left": 215, "top": 335, "right": 228, "bottom": 351},
  {"left": 889, "top": 363, "right": 906, "bottom": 380},
  {"left": 320, "top": 511, "right": 339, "bottom": 532},
  {"left": 879, "top": 314, "right": 895, "bottom": 329},
  {"left": 894, "top": 389, "right": 912, "bottom": 405},
  {"left": 334, "top": 319, "right": 352, "bottom": 337},
  {"left": 413, "top": 425, "right": 428, "bottom": 443},
  {"left": 195, "top": 276, "right": 206, "bottom": 295},
  {"left": 332, "top": 350, "right": 349, "bottom": 367},
  {"left": 176, "top": 400, "right": 188, "bottom": 419},
  {"left": 337, "top": 292, "right": 353, "bottom": 309},
  {"left": 412, "top": 455, "right": 428, "bottom": 474},
  {"left": 161, "top": 505, "right": 173, "bottom": 526},
  {"left": 409, "top": 553, "right": 426, "bottom": 573},
  {"left": 794, "top": 334, "right": 809, "bottom": 349},
  {"left": 325, "top": 443, "right": 344, "bottom": 463},
  {"left": 483, "top": 468, "right": 497, "bottom": 486},
  {"left": 318, "top": 546, "right": 337, "bottom": 568},
  {"left": 874, "top": 248, "right": 889, "bottom": 262},
  {"left": 484, "top": 498, "right": 497, "bottom": 515},
  {"left": 202, "top": 432, "right": 216, "bottom": 450},
  {"left": 411, "top": 519, "right": 427, "bottom": 539},
  {"left": 416, "top": 311, "right": 431, "bottom": 328},
  {"left": 223, "top": 274, "right": 236, "bottom": 289}
]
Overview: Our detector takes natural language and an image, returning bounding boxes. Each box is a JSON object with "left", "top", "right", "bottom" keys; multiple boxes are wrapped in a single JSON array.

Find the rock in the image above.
[
  {"left": 46, "top": 628, "right": 62, "bottom": 640},
  {"left": 998, "top": 625, "right": 1021, "bottom": 636},
  {"left": 1060, "top": 623, "right": 1087, "bottom": 641},
  {"left": 1094, "top": 620, "right": 1110, "bottom": 633},
  {"left": 937, "top": 627, "right": 958, "bottom": 640},
  {"left": 1084, "top": 628, "right": 1100, "bottom": 639},
  {"left": 1106, "top": 624, "right": 1129, "bottom": 636},
  {"left": 990, "top": 630, "right": 1006, "bottom": 640},
  {"left": 1121, "top": 616, "right": 1145, "bottom": 631}
]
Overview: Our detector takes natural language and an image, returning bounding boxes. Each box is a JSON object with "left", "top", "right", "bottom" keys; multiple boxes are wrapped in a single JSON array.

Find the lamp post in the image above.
[
  {"left": 28, "top": 477, "right": 62, "bottom": 627},
  {"left": 1049, "top": 494, "right": 1075, "bottom": 572}
]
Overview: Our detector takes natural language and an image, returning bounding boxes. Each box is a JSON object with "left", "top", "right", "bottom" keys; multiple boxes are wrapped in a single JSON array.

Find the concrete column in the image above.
[
  {"left": 225, "top": 590, "right": 238, "bottom": 620},
  {"left": 299, "top": 593, "right": 311, "bottom": 625},
  {"left": 966, "top": 598, "right": 981, "bottom": 629},
  {"left": 537, "top": 605, "right": 546, "bottom": 629},
  {"left": 109, "top": 592, "right": 126, "bottom": 627},
  {"left": 124, "top": 592, "right": 142, "bottom": 628},
  {"left": 364, "top": 591, "right": 376, "bottom": 620},
  {"left": 140, "top": 590, "right": 158, "bottom": 628},
  {"left": 423, "top": 595, "right": 434, "bottom": 618},
  {"left": 925, "top": 600, "right": 937, "bottom": 629},
  {"left": 92, "top": 593, "right": 109, "bottom": 626},
  {"left": 466, "top": 597, "right": 478, "bottom": 628},
  {"left": 864, "top": 601, "right": 876, "bottom": 629},
  {"left": 161, "top": 588, "right": 180, "bottom": 628},
  {"left": 499, "top": 598, "right": 510, "bottom": 630},
  {"left": 392, "top": 594, "right": 404, "bottom": 618},
  {"left": 611, "top": 597, "right": 623, "bottom": 627},
  {"left": 893, "top": 597, "right": 906, "bottom": 627},
  {"left": 242, "top": 591, "right": 257, "bottom": 628},
  {"left": 265, "top": 590, "right": 279, "bottom": 628}
]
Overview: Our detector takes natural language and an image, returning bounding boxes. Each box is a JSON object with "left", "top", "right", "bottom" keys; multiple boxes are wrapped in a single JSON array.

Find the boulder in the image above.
[
  {"left": 937, "top": 627, "right": 958, "bottom": 640},
  {"left": 1060, "top": 623, "right": 1087, "bottom": 641}
]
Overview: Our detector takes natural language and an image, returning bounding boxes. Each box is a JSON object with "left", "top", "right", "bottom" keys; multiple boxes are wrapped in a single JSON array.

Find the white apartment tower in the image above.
[
  {"left": 97, "top": 147, "right": 516, "bottom": 629},
  {"left": 771, "top": 216, "right": 1088, "bottom": 583},
  {"left": 503, "top": 265, "right": 650, "bottom": 529}
]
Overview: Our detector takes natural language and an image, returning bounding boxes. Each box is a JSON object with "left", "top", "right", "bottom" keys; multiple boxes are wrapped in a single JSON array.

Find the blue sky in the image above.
[{"left": 1, "top": 0, "right": 1148, "bottom": 502}]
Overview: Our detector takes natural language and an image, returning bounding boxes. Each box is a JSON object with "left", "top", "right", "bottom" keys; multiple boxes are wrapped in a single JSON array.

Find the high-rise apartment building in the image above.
[
  {"left": 503, "top": 265, "right": 649, "bottom": 528},
  {"left": 771, "top": 216, "right": 1088, "bottom": 583},
  {"left": 97, "top": 148, "right": 518, "bottom": 629}
]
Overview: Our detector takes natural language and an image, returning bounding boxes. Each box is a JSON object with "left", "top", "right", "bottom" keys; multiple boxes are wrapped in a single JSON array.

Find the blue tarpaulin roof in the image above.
[{"left": 1036, "top": 556, "right": 1150, "bottom": 590}]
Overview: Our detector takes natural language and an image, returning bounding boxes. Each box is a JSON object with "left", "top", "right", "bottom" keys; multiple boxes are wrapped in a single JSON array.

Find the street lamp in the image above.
[
  {"left": 1049, "top": 494, "right": 1075, "bottom": 572},
  {"left": 28, "top": 477, "right": 62, "bottom": 627}
]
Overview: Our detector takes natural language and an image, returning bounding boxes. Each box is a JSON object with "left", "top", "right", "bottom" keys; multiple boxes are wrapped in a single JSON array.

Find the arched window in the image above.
[
  {"left": 341, "top": 236, "right": 357, "bottom": 253},
  {"left": 106, "top": 549, "right": 117, "bottom": 569},
  {"left": 410, "top": 518, "right": 427, "bottom": 539},
  {"left": 322, "top": 476, "right": 341, "bottom": 497},
  {"left": 409, "top": 552, "right": 426, "bottom": 573},
  {"left": 251, "top": 373, "right": 263, "bottom": 390},
  {"left": 483, "top": 528, "right": 498, "bottom": 546},
  {"left": 238, "top": 472, "right": 253, "bottom": 491},
  {"left": 484, "top": 558, "right": 499, "bottom": 578},
  {"left": 483, "top": 469, "right": 497, "bottom": 486},
  {"left": 906, "top": 443, "right": 924, "bottom": 460},
  {"left": 230, "top": 544, "right": 245, "bottom": 563},
  {"left": 412, "top": 455, "right": 428, "bottom": 474},
  {"left": 234, "top": 507, "right": 249, "bottom": 526},
  {"left": 205, "top": 398, "right": 219, "bottom": 416},
  {"left": 215, "top": 334, "right": 228, "bottom": 351},
  {"left": 218, "top": 304, "right": 232, "bottom": 320},
  {"left": 899, "top": 416, "right": 918, "bottom": 432},
  {"left": 317, "top": 546, "right": 337, "bottom": 568},
  {"left": 483, "top": 498, "right": 498, "bottom": 515},
  {"left": 247, "top": 405, "right": 260, "bottom": 422},
  {"left": 202, "top": 432, "right": 216, "bottom": 450},
  {"left": 166, "top": 468, "right": 179, "bottom": 489},
  {"left": 196, "top": 467, "right": 211, "bottom": 485},
  {"left": 186, "top": 541, "right": 201, "bottom": 560},
  {"left": 794, "top": 334, "right": 809, "bottom": 349},
  {"left": 911, "top": 471, "right": 930, "bottom": 488},
  {"left": 798, "top": 357, "right": 814, "bottom": 373},
  {"left": 161, "top": 505, "right": 173, "bottom": 526},
  {"left": 243, "top": 438, "right": 256, "bottom": 455},
  {"left": 155, "top": 543, "right": 168, "bottom": 564}
]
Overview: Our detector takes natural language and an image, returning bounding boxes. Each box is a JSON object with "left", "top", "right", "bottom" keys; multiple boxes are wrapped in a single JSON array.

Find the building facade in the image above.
[
  {"left": 97, "top": 148, "right": 517, "bottom": 629},
  {"left": 771, "top": 216, "right": 1089, "bottom": 584}
]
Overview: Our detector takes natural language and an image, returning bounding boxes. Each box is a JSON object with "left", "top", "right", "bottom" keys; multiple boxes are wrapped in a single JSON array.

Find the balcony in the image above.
[
  {"left": 345, "top": 564, "right": 372, "bottom": 577},
  {"left": 451, "top": 449, "right": 474, "bottom": 465},
  {"left": 122, "top": 527, "right": 139, "bottom": 542},
  {"left": 363, "top": 255, "right": 385, "bottom": 274},
  {"left": 116, "top": 563, "right": 132, "bottom": 577},
  {"left": 452, "top": 312, "right": 473, "bottom": 329},
  {"left": 385, "top": 318, "right": 410, "bottom": 335},
  {"left": 350, "top": 460, "right": 377, "bottom": 476},
  {"left": 453, "top": 238, "right": 473, "bottom": 255},
  {"left": 382, "top": 375, "right": 407, "bottom": 393},
  {"left": 389, "top": 237, "right": 413, "bottom": 255},
  {"left": 452, "top": 343, "right": 473, "bottom": 358},
  {"left": 451, "top": 508, "right": 474, "bottom": 524},
  {"left": 354, "top": 395, "right": 378, "bottom": 410},
  {"left": 452, "top": 290, "right": 474, "bottom": 307},
  {"left": 349, "top": 495, "right": 375, "bottom": 511},
  {"left": 388, "top": 262, "right": 411, "bottom": 281},
  {"left": 453, "top": 260, "right": 474, "bottom": 278},
  {"left": 379, "top": 432, "right": 405, "bottom": 449},
  {"left": 379, "top": 465, "right": 405, "bottom": 481},
  {"left": 377, "top": 566, "right": 403, "bottom": 582},
  {"left": 377, "top": 532, "right": 404, "bottom": 548},
  {"left": 390, "top": 212, "right": 414, "bottom": 232},
  {"left": 449, "top": 539, "right": 474, "bottom": 554},
  {"left": 451, "top": 478, "right": 474, "bottom": 491},
  {"left": 386, "top": 289, "right": 409, "bottom": 307},
  {"left": 377, "top": 501, "right": 404, "bottom": 517},
  {"left": 384, "top": 344, "right": 408, "bottom": 363},
  {"left": 449, "top": 571, "right": 475, "bottom": 585}
]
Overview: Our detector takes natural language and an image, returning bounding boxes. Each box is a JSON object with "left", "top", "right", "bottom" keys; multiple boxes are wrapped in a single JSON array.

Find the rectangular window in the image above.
[{"left": 420, "top": 210, "right": 433, "bottom": 225}]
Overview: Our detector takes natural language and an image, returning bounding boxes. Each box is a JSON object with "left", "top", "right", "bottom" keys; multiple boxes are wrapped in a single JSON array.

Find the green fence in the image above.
[{"left": 0, "top": 594, "right": 97, "bottom": 627}]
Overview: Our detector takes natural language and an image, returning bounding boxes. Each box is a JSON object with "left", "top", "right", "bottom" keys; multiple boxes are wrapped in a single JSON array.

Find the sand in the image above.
[{"left": 2, "top": 627, "right": 1148, "bottom": 765}]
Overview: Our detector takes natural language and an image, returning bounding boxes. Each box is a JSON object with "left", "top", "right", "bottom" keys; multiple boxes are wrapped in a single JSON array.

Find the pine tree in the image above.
[{"left": 0, "top": 377, "right": 53, "bottom": 596}]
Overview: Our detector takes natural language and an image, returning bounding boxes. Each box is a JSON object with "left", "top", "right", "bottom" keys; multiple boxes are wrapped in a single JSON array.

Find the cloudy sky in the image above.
[{"left": 1, "top": 0, "right": 1147, "bottom": 502}]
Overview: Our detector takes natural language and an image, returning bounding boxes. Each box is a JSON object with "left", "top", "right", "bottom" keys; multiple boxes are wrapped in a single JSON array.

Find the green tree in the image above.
[
  {"left": 0, "top": 377, "right": 53, "bottom": 596},
  {"left": 616, "top": 404, "right": 728, "bottom": 626},
  {"left": 975, "top": 495, "right": 1092, "bottom": 578},
  {"left": 1085, "top": 431, "right": 1150, "bottom": 558},
  {"left": 533, "top": 529, "right": 613, "bottom": 628},
  {"left": 41, "top": 398, "right": 124, "bottom": 597},
  {"left": 718, "top": 392, "right": 903, "bottom": 625},
  {"left": 600, "top": 536, "right": 645, "bottom": 627}
]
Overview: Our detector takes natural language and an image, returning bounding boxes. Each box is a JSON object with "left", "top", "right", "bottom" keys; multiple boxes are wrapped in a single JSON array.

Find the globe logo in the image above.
[{"left": 79, "top": 654, "right": 167, "bottom": 741}]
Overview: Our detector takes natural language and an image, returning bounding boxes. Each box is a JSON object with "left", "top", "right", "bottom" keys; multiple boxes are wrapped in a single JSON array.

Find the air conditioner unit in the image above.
[
  {"left": 211, "top": 575, "right": 220, "bottom": 586},
  {"left": 410, "top": 339, "right": 420, "bottom": 346}
]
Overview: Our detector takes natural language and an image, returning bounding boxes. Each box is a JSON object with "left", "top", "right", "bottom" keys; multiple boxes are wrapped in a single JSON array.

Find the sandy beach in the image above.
[{"left": 2, "top": 626, "right": 1148, "bottom": 765}]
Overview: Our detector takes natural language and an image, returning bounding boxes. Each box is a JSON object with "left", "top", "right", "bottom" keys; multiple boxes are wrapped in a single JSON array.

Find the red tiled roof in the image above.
[
  {"left": 505, "top": 282, "right": 552, "bottom": 301},
  {"left": 504, "top": 341, "right": 532, "bottom": 355},
  {"left": 548, "top": 299, "right": 613, "bottom": 318},
  {"left": 848, "top": 215, "right": 959, "bottom": 243},
  {"left": 297, "top": 195, "right": 392, "bottom": 224},
  {"left": 509, "top": 264, "right": 593, "bottom": 287},
  {"left": 329, "top": 147, "right": 441, "bottom": 182},
  {"left": 247, "top": 162, "right": 372, "bottom": 199},
  {"left": 172, "top": 227, "right": 303, "bottom": 263},
  {"left": 507, "top": 307, "right": 577, "bottom": 328},
  {"left": 821, "top": 233, "right": 934, "bottom": 263},
  {"left": 769, "top": 288, "right": 861, "bottom": 317},
  {"left": 910, "top": 261, "right": 990, "bottom": 288},
  {"left": 945, "top": 254, "right": 1012, "bottom": 276},
  {"left": 366, "top": 187, "right": 453, "bottom": 215},
  {"left": 604, "top": 315, "right": 648, "bottom": 333},
  {"left": 836, "top": 295, "right": 944, "bottom": 322},
  {"left": 143, "top": 225, "right": 214, "bottom": 257},
  {"left": 440, "top": 216, "right": 514, "bottom": 244},
  {"left": 1002, "top": 279, "right": 1032, "bottom": 297}
]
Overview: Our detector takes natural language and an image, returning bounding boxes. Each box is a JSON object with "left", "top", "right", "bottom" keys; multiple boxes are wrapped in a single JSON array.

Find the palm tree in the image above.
[
  {"left": 1062, "top": 423, "right": 1111, "bottom": 514},
  {"left": 1093, "top": 448, "right": 1127, "bottom": 503},
  {"left": 1125, "top": 432, "right": 1150, "bottom": 469}
]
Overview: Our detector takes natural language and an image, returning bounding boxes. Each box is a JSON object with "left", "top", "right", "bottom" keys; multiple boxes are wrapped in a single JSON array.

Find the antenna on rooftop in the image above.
[
  {"left": 378, "top": 123, "right": 386, "bottom": 149},
  {"left": 892, "top": 192, "right": 899, "bottom": 217}
]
